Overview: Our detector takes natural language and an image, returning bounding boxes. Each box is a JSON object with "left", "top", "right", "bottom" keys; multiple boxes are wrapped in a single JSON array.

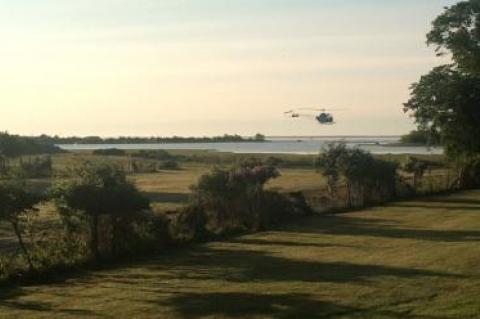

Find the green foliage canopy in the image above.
[
  {"left": 316, "top": 144, "right": 398, "bottom": 206},
  {"left": 191, "top": 159, "right": 280, "bottom": 232},
  {"left": 404, "top": 0, "right": 480, "bottom": 159},
  {"left": 53, "top": 163, "right": 150, "bottom": 259},
  {"left": 427, "top": 0, "right": 480, "bottom": 74}
]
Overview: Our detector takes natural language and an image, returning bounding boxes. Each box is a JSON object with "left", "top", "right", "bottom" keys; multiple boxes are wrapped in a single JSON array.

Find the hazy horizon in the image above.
[{"left": 2, "top": 0, "right": 456, "bottom": 137}]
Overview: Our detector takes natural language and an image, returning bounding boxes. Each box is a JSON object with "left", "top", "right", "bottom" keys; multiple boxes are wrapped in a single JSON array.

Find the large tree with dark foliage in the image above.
[
  {"left": 404, "top": 0, "right": 480, "bottom": 186},
  {"left": 404, "top": 1, "right": 480, "bottom": 158}
]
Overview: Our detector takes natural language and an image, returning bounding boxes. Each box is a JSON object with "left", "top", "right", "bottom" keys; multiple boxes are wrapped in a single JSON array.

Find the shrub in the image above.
[
  {"left": 169, "top": 205, "right": 211, "bottom": 242},
  {"left": 260, "top": 191, "right": 312, "bottom": 226},
  {"left": 316, "top": 144, "right": 399, "bottom": 207},
  {"left": 0, "top": 180, "right": 43, "bottom": 271},
  {"left": 92, "top": 148, "right": 126, "bottom": 156},
  {"left": 132, "top": 150, "right": 173, "bottom": 161},
  {"left": 189, "top": 159, "right": 286, "bottom": 234},
  {"left": 129, "top": 160, "right": 158, "bottom": 174},
  {"left": 159, "top": 159, "right": 180, "bottom": 170},
  {"left": 14, "top": 156, "right": 53, "bottom": 178}
]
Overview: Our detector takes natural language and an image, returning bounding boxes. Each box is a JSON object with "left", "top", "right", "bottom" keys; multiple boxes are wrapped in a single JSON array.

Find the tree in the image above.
[
  {"left": 229, "top": 159, "right": 280, "bottom": 230},
  {"left": 427, "top": 0, "right": 480, "bottom": 74},
  {"left": 0, "top": 181, "right": 42, "bottom": 270},
  {"left": 53, "top": 163, "right": 150, "bottom": 260},
  {"left": 254, "top": 133, "right": 266, "bottom": 142},
  {"left": 0, "top": 132, "right": 62, "bottom": 158},
  {"left": 404, "top": 65, "right": 480, "bottom": 158},
  {"left": 315, "top": 143, "right": 346, "bottom": 196},
  {"left": 404, "top": 1, "right": 480, "bottom": 186}
]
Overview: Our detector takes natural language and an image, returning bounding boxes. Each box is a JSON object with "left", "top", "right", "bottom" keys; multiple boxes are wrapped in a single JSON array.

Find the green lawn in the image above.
[{"left": 1, "top": 190, "right": 480, "bottom": 318}]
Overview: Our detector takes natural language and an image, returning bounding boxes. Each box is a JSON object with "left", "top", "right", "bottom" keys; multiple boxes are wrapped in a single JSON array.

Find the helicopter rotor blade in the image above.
[
  {"left": 298, "top": 107, "right": 347, "bottom": 112},
  {"left": 288, "top": 113, "right": 316, "bottom": 119},
  {"left": 298, "top": 108, "right": 326, "bottom": 112}
]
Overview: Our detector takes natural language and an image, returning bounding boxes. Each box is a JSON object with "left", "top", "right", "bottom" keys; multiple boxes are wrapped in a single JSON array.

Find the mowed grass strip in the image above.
[{"left": 1, "top": 190, "right": 480, "bottom": 318}]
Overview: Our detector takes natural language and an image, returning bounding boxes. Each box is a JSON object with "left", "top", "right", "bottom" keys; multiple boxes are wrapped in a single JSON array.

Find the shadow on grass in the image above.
[
  {"left": 0, "top": 289, "right": 100, "bottom": 317},
  {"left": 391, "top": 203, "right": 480, "bottom": 211},
  {"left": 228, "top": 237, "right": 358, "bottom": 249},
  {"left": 160, "top": 247, "right": 460, "bottom": 284},
  {"left": 422, "top": 195, "right": 480, "bottom": 206},
  {"left": 1, "top": 192, "right": 476, "bottom": 317},
  {"left": 85, "top": 246, "right": 459, "bottom": 287},
  {"left": 162, "top": 292, "right": 444, "bottom": 319},
  {"left": 300, "top": 215, "right": 480, "bottom": 242},
  {"left": 278, "top": 193, "right": 480, "bottom": 243},
  {"left": 163, "top": 292, "right": 353, "bottom": 319},
  {"left": 0, "top": 242, "right": 461, "bottom": 317},
  {"left": 98, "top": 246, "right": 458, "bottom": 318},
  {"left": 391, "top": 193, "right": 480, "bottom": 212}
]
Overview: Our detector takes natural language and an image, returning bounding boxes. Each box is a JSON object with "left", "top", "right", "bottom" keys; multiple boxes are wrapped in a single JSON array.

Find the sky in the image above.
[{"left": 0, "top": 0, "right": 458, "bottom": 137}]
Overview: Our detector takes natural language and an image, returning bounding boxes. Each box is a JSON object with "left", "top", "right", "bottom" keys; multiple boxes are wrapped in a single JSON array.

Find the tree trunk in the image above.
[
  {"left": 346, "top": 183, "right": 352, "bottom": 208},
  {"left": 111, "top": 216, "right": 117, "bottom": 257},
  {"left": 11, "top": 221, "right": 34, "bottom": 271},
  {"left": 91, "top": 214, "right": 100, "bottom": 261}
]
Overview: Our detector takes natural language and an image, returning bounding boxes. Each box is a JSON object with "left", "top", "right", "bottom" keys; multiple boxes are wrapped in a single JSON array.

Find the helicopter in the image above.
[{"left": 284, "top": 108, "right": 341, "bottom": 125}]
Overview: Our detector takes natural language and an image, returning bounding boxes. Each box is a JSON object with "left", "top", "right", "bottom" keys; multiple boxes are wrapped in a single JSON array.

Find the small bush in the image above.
[
  {"left": 260, "top": 191, "right": 312, "bottom": 226},
  {"left": 129, "top": 160, "right": 158, "bottom": 174},
  {"left": 26, "top": 156, "right": 52, "bottom": 178},
  {"left": 92, "top": 149, "right": 126, "bottom": 156},
  {"left": 132, "top": 150, "right": 173, "bottom": 161},
  {"left": 159, "top": 159, "right": 180, "bottom": 170}
]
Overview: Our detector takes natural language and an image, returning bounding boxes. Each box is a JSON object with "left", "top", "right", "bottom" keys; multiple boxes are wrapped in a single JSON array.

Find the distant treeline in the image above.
[
  {"left": 0, "top": 132, "right": 63, "bottom": 158},
  {"left": 31, "top": 133, "right": 267, "bottom": 145}
]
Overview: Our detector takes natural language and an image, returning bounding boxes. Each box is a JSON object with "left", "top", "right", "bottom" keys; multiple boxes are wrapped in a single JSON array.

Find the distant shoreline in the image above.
[
  {"left": 30, "top": 134, "right": 268, "bottom": 145},
  {"left": 268, "top": 135, "right": 401, "bottom": 139}
]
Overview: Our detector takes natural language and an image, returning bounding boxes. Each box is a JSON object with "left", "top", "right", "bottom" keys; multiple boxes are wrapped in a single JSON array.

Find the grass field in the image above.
[
  {"left": 1, "top": 190, "right": 479, "bottom": 318},
  {"left": 0, "top": 151, "right": 453, "bottom": 259},
  {"left": 6, "top": 151, "right": 447, "bottom": 212}
]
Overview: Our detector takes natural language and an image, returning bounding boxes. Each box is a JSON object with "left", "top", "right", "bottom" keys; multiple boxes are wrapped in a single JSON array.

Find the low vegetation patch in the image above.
[{"left": 92, "top": 149, "right": 126, "bottom": 156}]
